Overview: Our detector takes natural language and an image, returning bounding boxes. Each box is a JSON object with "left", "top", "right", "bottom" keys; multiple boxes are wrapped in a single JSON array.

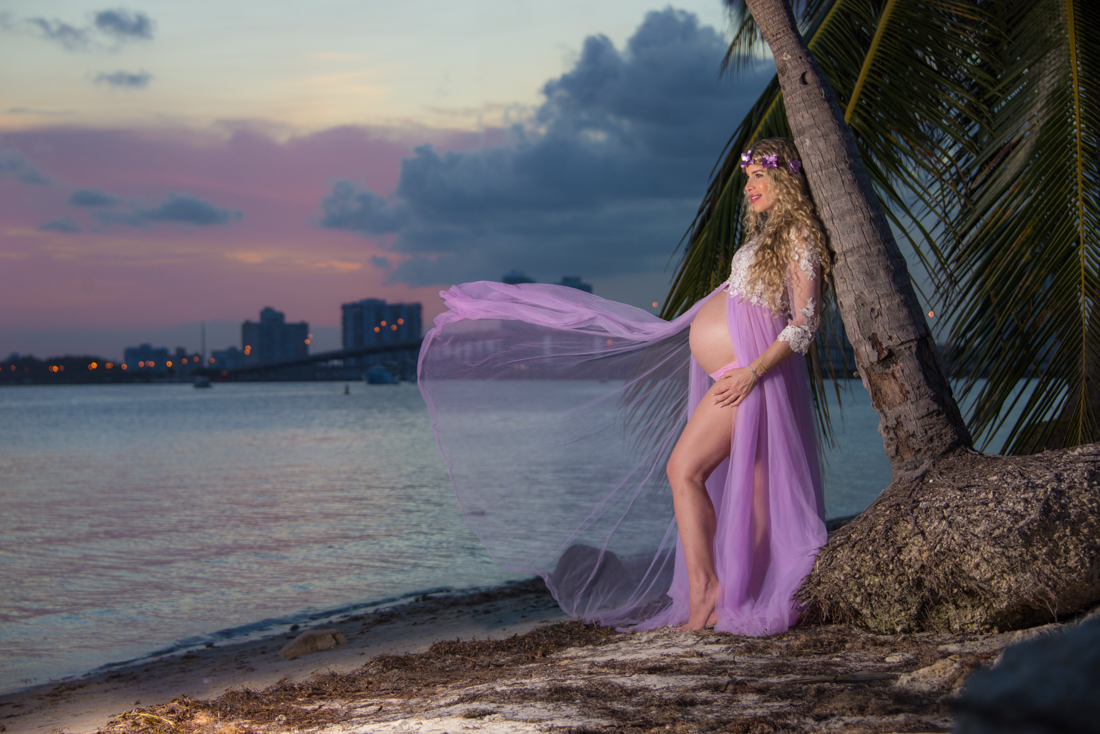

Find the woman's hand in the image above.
[{"left": 712, "top": 366, "right": 758, "bottom": 408}]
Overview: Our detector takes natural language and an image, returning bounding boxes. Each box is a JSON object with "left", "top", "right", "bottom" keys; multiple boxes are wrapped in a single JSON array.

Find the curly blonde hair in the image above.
[{"left": 740, "top": 138, "right": 832, "bottom": 311}]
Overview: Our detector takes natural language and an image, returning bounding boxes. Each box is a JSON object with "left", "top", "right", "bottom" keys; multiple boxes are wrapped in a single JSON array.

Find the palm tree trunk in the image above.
[{"left": 744, "top": 0, "right": 972, "bottom": 481}]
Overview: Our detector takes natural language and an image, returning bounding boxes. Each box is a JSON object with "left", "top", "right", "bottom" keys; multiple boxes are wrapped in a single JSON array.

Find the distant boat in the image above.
[
  {"left": 193, "top": 376, "right": 212, "bottom": 388},
  {"left": 363, "top": 366, "right": 398, "bottom": 384}
]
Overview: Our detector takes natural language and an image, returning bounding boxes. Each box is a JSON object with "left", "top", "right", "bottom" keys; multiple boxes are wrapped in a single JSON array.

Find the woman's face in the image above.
[{"left": 744, "top": 164, "right": 776, "bottom": 213}]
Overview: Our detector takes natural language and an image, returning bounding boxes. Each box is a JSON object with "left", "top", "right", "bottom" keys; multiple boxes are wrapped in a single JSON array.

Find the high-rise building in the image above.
[
  {"left": 342, "top": 299, "right": 422, "bottom": 350},
  {"left": 241, "top": 307, "right": 309, "bottom": 366}
]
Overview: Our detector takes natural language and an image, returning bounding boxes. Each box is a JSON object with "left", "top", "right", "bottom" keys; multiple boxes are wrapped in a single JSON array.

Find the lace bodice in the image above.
[{"left": 723, "top": 236, "right": 822, "bottom": 354}]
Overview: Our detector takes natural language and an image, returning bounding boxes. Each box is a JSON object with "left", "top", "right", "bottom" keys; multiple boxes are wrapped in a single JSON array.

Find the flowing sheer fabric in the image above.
[{"left": 418, "top": 280, "right": 826, "bottom": 635}]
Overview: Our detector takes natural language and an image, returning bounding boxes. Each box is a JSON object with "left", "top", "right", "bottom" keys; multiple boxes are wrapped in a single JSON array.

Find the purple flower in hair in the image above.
[
  {"left": 739, "top": 150, "right": 753, "bottom": 170},
  {"left": 761, "top": 154, "right": 779, "bottom": 169},
  {"left": 789, "top": 158, "right": 802, "bottom": 174}
]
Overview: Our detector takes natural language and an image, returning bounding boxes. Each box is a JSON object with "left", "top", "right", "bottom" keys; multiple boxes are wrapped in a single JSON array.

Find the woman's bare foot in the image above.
[{"left": 679, "top": 579, "right": 719, "bottom": 631}]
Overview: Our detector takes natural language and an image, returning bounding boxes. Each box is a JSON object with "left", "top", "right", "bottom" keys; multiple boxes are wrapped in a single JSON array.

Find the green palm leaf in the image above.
[
  {"left": 940, "top": 0, "right": 1100, "bottom": 453},
  {"left": 665, "top": 0, "right": 991, "bottom": 439}
]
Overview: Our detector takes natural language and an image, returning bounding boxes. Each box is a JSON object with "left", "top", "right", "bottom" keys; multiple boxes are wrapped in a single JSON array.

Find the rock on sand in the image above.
[
  {"left": 955, "top": 615, "right": 1100, "bottom": 733},
  {"left": 279, "top": 629, "right": 348, "bottom": 660}
]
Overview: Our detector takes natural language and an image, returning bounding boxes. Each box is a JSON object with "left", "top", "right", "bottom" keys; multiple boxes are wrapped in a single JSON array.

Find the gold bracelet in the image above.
[{"left": 754, "top": 358, "right": 768, "bottom": 375}]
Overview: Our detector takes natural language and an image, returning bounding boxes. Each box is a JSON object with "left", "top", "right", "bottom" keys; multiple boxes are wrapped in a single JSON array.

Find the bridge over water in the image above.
[{"left": 206, "top": 339, "right": 423, "bottom": 381}]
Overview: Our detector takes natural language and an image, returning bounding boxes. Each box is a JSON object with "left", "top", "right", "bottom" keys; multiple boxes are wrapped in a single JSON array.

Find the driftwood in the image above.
[{"left": 799, "top": 444, "right": 1100, "bottom": 633}]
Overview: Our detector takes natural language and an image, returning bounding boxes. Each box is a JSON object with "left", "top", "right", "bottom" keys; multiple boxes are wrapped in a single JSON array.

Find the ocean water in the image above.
[{"left": 0, "top": 380, "right": 894, "bottom": 692}]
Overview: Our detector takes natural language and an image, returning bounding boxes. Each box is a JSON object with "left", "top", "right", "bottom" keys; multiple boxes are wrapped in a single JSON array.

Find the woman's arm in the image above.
[{"left": 774, "top": 241, "right": 822, "bottom": 357}]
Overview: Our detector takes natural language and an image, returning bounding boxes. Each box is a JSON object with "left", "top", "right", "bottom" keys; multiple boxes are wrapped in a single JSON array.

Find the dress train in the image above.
[{"left": 418, "top": 280, "right": 826, "bottom": 635}]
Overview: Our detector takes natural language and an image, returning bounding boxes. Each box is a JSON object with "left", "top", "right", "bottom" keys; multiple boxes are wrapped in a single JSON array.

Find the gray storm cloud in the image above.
[
  {"left": 321, "top": 182, "right": 408, "bottom": 234},
  {"left": 94, "top": 9, "right": 154, "bottom": 40},
  {"left": 0, "top": 148, "right": 50, "bottom": 185},
  {"left": 93, "top": 192, "right": 243, "bottom": 227},
  {"left": 39, "top": 217, "right": 82, "bottom": 233},
  {"left": 69, "top": 188, "right": 120, "bottom": 207},
  {"left": 135, "top": 194, "right": 242, "bottom": 226},
  {"left": 23, "top": 17, "right": 89, "bottom": 50},
  {"left": 6, "top": 7, "right": 154, "bottom": 51},
  {"left": 318, "top": 8, "right": 769, "bottom": 287},
  {"left": 94, "top": 70, "right": 152, "bottom": 89}
]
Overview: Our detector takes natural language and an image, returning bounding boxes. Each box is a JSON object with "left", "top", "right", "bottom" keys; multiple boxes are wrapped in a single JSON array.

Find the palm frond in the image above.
[
  {"left": 940, "top": 0, "right": 1100, "bottom": 453},
  {"left": 665, "top": 0, "right": 992, "bottom": 441}
]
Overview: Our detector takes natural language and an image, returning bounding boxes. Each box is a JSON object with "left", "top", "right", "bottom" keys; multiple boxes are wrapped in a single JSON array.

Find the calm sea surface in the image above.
[{"left": 1, "top": 379, "right": 913, "bottom": 691}]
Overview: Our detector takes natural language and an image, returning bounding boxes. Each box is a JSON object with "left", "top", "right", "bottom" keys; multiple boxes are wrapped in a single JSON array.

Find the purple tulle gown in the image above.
[{"left": 418, "top": 250, "right": 827, "bottom": 636}]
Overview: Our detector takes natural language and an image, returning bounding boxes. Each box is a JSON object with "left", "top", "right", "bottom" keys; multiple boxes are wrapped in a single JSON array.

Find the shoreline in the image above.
[
  {"left": 2, "top": 578, "right": 535, "bottom": 697},
  {"left": 0, "top": 578, "right": 566, "bottom": 734}
]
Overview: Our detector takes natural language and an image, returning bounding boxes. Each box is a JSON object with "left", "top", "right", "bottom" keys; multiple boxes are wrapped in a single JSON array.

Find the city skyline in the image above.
[
  {"left": 0, "top": 274, "right": 589, "bottom": 361},
  {"left": 2, "top": 2, "right": 773, "bottom": 359}
]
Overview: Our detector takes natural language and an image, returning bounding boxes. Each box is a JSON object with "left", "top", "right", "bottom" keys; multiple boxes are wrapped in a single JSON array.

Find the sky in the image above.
[{"left": 0, "top": 1, "right": 773, "bottom": 358}]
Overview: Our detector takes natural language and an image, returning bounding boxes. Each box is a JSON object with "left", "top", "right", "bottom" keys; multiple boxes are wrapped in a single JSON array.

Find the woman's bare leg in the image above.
[{"left": 666, "top": 381, "right": 735, "bottom": 630}]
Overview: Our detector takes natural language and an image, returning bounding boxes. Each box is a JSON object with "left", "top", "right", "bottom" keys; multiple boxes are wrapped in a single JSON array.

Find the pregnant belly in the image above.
[{"left": 689, "top": 290, "right": 736, "bottom": 376}]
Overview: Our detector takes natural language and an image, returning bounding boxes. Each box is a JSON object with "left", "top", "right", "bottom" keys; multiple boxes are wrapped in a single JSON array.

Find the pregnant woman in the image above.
[{"left": 419, "top": 138, "right": 831, "bottom": 636}]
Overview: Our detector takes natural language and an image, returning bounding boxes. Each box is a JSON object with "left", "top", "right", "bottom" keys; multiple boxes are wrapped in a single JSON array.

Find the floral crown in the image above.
[{"left": 740, "top": 149, "right": 802, "bottom": 175}]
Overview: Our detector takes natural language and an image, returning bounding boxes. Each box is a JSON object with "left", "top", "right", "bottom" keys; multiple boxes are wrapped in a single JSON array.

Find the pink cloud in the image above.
[{"left": 0, "top": 122, "right": 498, "bottom": 354}]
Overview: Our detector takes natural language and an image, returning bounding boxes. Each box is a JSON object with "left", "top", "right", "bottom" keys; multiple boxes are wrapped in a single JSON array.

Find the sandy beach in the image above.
[
  {"left": 5, "top": 576, "right": 1091, "bottom": 734},
  {"left": 0, "top": 579, "right": 566, "bottom": 734}
]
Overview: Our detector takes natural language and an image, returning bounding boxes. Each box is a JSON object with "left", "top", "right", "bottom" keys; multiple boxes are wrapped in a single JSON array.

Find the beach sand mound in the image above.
[
  {"left": 91, "top": 617, "right": 1065, "bottom": 734},
  {"left": 799, "top": 443, "right": 1100, "bottom": 634}
]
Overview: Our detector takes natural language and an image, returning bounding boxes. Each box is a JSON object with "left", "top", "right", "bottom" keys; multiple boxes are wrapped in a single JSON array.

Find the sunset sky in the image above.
[{"left": 0, "top": 1, "right": 772, "bottom": 358}]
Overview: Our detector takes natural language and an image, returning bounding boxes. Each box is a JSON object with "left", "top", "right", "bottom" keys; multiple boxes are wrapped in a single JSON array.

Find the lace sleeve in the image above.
[{"left": 777, "top": 241, "right": 821, "bottom": 355}]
